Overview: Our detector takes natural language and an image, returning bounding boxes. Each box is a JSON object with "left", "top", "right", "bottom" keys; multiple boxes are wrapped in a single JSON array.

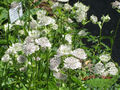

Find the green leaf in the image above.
[
  {"left": 71, "top": 76, "right": 82, "bottom": 85},
  {"left": 85, "top": 76, "right": 119, "bottom": 88},
  {"left": 0, "top": 39, "right": 7, "bottom": 44},
  {"left": 48, "top": 81, "right": 58, "bottom": 90},
  {"left": 0, "top": 7, "right": 8, "bottom": 25}
]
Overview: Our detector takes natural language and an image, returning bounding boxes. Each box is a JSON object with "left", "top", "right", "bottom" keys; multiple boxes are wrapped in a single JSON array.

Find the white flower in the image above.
[
  {"left": 90, "top": 15, "right": 98, "bottom": 24},
  {"left": 68, "top": 18, "right": 73, "bottom": 23},
  {"left": 99, "top": 54, "right": 111, "bottom": 62},
  {"left": 65, "top": 34, "right": 72, "bottom": 44},
  {"left": 105, "top": 62, "right": 115, "bottom": 68},
  {"left": 36, "top": 10, "right": 46, "bottom": 18},
  {"left": 74, "top": 2, "right": 89, "bottom": 12},
  {"left": 17, "top": 55, "right": 27, "bottom": 63},
  {"left": 64, "top": 57, "right": 82, "bottom": 69},
  {"left": 94, "top": 62, "right": 105, "bottom": 75},
  {"left": 4, "top": 23, "right": 13, "bottom": 32},
  {"left": 19, "top": 66, "right": 27, "bottom": 72},
  {"left": 64, "top": 3, "right": 72, "bottom": 11},
  {"left": 41, "top": 29, "right": 50, "bottom": 35},
  {"left": 78, "top": 30, "right": 88, "bottom": 36},
  {"left": 33, "top": 56, "right": 41, "bottom": 61},
  {"left": 101, "top": 71, "right": 109, "bottom": 76},
  {"left": 30, "top": 15, "right": 38, "bottom": 29},
  {"left": 108, "top": 67, "right": 118, "bottom": 75},
  {"left": 1, "top": 54, "right": 11, "bottom": 62},
  {"left": 19, "top": 30, "right": 25, "bottom": 35},
  {"left": 101, "top": 15, "right": 111, "bottom": 22},
  {"left": 50, "top": 56, "right": 61, "bottom": 72},
  {"left": 24, "top": 36, "right": 34, "bottom": 44},
  {"left": 36, "top": 57, "right": 41, "bottom": 61},
  {"left": 71, "top": 48, "right": 87, "bottom": 60},
  {"left": 9, "top": 61, "right": 13, "bottom": 65},
  {"left": 112, "top": 1, "right": 120, "bottom": 9},
  {"left": 28, "top": 61, "right": 31, "bottom": 65},
  {"left": 28, "top": 30, "right": 40, "bottom": 38},
  {"left": 73, "top": 2, "right": 89, "bottom": 23},
  {"left": 118, "top": 5, "right": 120, "bottom": 9},
  {"left": 38, "top": 16, "right": 55, "bottom": 26},
  {"left": 14, "top": 20, "right": 24, "bottom": 26},
  {"left": 52, "top": 23, "right": 58, "bottom": 30},
  {"left": 53, "top": 72, "right": 67, "bottom": 80},
  {"left": 75, "top": 11, "right": 87, "bottom": 22},
  {"left": 65, "top": 26, "right": 71, "bottom": 31},
  {"left": 57, "top": 0, "right": 69, "bottom": 2},
  {"left": 12, "top": 43, "right": 23, "bottom": 53},
  {"left": 5, "top": 46, "right": 15, "bottom": 55},
  {"left": 23, "top": 43, "right": 39, "bottom": 55},
  {"left": 35, "top": 37, "right": 51, "bottom": 49},
  {"left": 30, "top": 19, "right": 38, "bottom": 29},
  {"left": 57, "top": 44, "right": 72, "bottom": 56},
  {"left": 51, "top": 2, "right": 60, "bottom": 9}
]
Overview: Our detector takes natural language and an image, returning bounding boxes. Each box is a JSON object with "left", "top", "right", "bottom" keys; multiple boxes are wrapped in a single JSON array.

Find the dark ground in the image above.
[{"left": 70, "top": 0, "right": 120, "bottom": 65}]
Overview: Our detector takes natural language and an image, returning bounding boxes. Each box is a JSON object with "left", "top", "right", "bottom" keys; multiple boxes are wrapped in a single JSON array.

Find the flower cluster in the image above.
[
  {"left": 94, "top": 61, "right": 118, "bottom": 76},
  {"left": 90, "top": 15, "right": 98, "bottom": 24},
  {"left": 1, "top": 31, "right": 51, "bottom": 71},
  {"left": 112, "top": 1, "right": 120, "bottom": 10},
  {"left": 71, "top": 48, "right": 87, "bottom": 60},
  {"left": 64, "top": 57, "right": 82, "bottom": 69},
  {"left": 99, "top": 54, "right": 111, "bottom": 62},
  {"left": 50, "top": 55, "right": 61, "bottom": 72},
  {"left": 1, "top": 0, "right": 119, "bottom": 84},
  {"left": 73, "top": 2, "right": 89, "bottom": 23}
]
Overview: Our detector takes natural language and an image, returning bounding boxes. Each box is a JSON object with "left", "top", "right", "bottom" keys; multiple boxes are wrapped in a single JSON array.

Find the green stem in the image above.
[
  {"left": 97, "top": 22, "right": 103, "bottom": 54},
  {"left": 46, "top": 50, "right": 50, "bottom": 89},
  {"left": 68, "top": 69, "right": 71, "bottom": 90},
  {"left": 61, "top": 15, "right": 65, "bottom": 43},
  {"left": 7, "top": 0, "right": 9, "bottom": 47},
  {"left": 111, "top": 19, "right": 120, "bottom": 54},
  {"left": 99, "top": 23, "right": 103, "bottom": 48},
  {"left": 38, "top": 60, "right": 41, "bottom": 80},
  {"left": 3, "top": 63, "right": 7, "bottom": 85},
  {"left": 28, "top": 56, "right": 33, "bottom": 89},
  {"left": 99, "top": 28, "right": 102, "bottom": 46},
  {"left": 40, "top": 64, "right": 46, "bottom": 79},
  {"left": 27, "top": 0, "right": 31, "bottom": 31}
]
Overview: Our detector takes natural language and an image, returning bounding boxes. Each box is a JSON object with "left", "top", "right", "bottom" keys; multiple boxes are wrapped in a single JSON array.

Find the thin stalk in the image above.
[
  {"left": 99, "top": 23, "right": 103, "bottom": 48},
  {"left": 35, "top": 60, "right": 38, "bottom": 89},
  {"left": 38, "top": 60, "right": 41, "bottom": 80},
  {"left": 68, "top": 69, "right": 71, "bottom": 90},
  {"left": 59, "top": 8, "right": 65, "bottom": 43},
  {"left": 3, "top": 0, "right": 9, "bottom": 87},
  {"left": 27, "top": 0, "right": 31, "bottom": 31},
  {"left": 28, "top": 56, "right": 33, "bottom": 89},
  {"left": 38, "top": 48, "right": 42, "bottom": 82},
  {"left": 99, "top": 28, "right": 102, "bottom": 46},
  {"left": 22, "top": 0, "right": 28, "bottom": 36},
  {"left": 46, "top": 50, "right": 50, "bottom": 89},
  {"left": 3, "top": 63, "right": 7, "bottom": 86},
  {"left": 40, "top": 61, "right": 46, "bottom": 79},
  {"left": 111, "top": 18, "right": 120, "bottom": 54},
  {"left": 17, "top": 9, "right": 22, "bottom": 43},
  {"left": 96, "top": 22, "right": 103, "bottom": 54},
  {"left": 7, "top": 0, "right": 9, "bottom": 47},
  {"left": 61, "top": 14, "right": 65, "bottom": 43}
]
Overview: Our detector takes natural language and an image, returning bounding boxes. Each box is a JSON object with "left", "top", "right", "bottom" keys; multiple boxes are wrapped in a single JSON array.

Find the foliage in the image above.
[
  {"left": 86, "top": 76, "right": 119, "bottom": 89},
  {"left": 0, "top": 0, "right": 120, "bottom": 89}
]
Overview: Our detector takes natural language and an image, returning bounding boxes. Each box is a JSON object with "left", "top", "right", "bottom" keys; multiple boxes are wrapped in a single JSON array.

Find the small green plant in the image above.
[{"left": 0, "top": 0, "right": 120, "bottom": 89}]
